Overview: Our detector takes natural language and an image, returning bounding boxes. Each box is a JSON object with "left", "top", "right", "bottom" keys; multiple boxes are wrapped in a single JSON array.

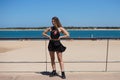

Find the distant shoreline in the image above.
[{"left": 0, "top": 27, "right": 120, "bottom": 30}]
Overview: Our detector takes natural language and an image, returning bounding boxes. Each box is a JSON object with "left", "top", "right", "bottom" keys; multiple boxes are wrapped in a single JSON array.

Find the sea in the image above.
[{"left": 0, "top": 30, "right": 120, "bottom": 39}]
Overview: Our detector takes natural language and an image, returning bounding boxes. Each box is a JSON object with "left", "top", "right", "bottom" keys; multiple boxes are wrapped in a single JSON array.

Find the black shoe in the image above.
[
  {"left": 61, "top": 72, "right": 66, "bottom": 79},
  {"left": 49, "top": 70, "right": 57, "bottom": 77}
]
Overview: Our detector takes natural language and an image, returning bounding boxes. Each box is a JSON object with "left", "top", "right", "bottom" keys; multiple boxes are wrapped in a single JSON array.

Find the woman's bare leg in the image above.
[
  {"left": 49, "top": 51, "right": 56, "bottom": 70},
  {"left": 57, "top": 51, "right": 66, "bottom": 79},
  {"left": 56, "top": 51, "right": 64, "bottom": 72}
]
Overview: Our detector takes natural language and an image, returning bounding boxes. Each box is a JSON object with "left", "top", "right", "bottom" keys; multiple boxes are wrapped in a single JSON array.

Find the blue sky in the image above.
[{"left": 0, "top": 0, "right": 120, "bottom": 27}]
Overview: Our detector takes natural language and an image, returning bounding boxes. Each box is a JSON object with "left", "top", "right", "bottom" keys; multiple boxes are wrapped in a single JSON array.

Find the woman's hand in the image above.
[
  {"left": 49, "top": 36, "right": 52, "bottom": 40},
  {"left": 58, "top": 37, "right": 61, "bottom": 40}
]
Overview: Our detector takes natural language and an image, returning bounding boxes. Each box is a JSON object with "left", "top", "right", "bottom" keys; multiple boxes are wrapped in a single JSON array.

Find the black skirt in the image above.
[{"left": 48, "top": 40, "right": 66, "bottom": 52}]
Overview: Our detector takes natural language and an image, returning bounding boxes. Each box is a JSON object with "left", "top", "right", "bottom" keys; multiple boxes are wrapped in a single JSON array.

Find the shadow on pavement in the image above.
[
  {"left": 35, "top": 71, "right": 62, "bottom": 78},
  {"left": 40, "top": 71, "right": 50, "bottom": 76}
]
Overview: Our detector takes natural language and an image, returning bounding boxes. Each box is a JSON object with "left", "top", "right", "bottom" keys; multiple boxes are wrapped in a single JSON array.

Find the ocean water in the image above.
[{"left": 0, "top": 30, "right": 120, "bottom": 39}]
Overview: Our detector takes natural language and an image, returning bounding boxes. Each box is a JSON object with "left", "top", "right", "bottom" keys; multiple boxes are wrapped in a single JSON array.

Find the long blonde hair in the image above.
[{"left": 52, "top": 16, "right": 62, "bottom": 28}]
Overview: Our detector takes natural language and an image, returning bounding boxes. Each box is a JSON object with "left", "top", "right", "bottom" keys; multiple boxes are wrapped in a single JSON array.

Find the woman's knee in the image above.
[{"left": 51, "top": 57, "right": 55, "bottom": 61}]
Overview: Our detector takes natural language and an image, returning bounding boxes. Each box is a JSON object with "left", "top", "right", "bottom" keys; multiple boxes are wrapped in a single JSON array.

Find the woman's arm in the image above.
[
  {"left": 42, "top": 27, "right": 51, "bottom": 39},
  {"left": 59, "top": 27, "right": 70, "bottom": 39}
]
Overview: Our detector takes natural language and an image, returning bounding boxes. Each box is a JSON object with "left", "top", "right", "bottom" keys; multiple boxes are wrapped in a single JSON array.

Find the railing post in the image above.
[
  {"left": 45, "top": 40, "right": 48, "bottom": 72},
  {"left": 105, "top": 39, "right": 109, "bottom": 72}
]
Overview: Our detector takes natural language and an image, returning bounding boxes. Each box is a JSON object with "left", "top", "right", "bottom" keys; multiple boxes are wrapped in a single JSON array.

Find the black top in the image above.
[
  {"left": 50, "top": 26, "right": 60, "bottom": 39},
  {"left": 48, "top": 26, "right": 66, "bottom": 52}
]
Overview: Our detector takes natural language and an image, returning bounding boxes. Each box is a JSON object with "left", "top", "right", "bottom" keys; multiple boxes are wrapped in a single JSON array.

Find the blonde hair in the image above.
[{"left": 52, "top": 16, "right": 62, "bottom": 27}]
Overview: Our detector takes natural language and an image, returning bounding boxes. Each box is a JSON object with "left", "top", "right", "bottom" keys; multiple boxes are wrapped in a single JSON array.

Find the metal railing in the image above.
[{"left": 0, "top": 38, "right": 120, "bottom": 72}]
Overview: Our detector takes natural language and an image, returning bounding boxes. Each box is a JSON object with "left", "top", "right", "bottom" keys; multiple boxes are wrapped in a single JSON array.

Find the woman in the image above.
[{"left": 42, "top": 16, "right": 69, "bottom": 79}]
